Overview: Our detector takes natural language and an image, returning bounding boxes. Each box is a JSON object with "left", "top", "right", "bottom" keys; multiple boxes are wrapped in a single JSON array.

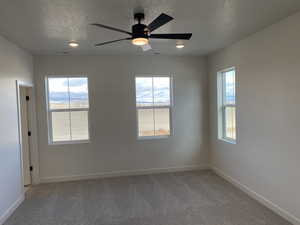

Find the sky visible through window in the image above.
[
  {"left": 223, "top": 69, "right": 236, "bottom": 140},
  {"left": 136, "top": 77, "right": 170, "bottom": 107},
  {"left": 224, "top": 70, "right": 235, "bottom": 104},
  {"left": 48, "top": 77, "right": 89, "bottom": 109},
  {"left": 135, "top": 76, "right": 171, "bottom": 137},
  {"left": 47, "top": 77, "right": 89, "bottom": 142}
]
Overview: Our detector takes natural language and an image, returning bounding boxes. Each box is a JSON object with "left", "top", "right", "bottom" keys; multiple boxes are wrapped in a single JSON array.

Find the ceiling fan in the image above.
[{"left": 91, "top": 12, "right": 192, "bottom": 51}]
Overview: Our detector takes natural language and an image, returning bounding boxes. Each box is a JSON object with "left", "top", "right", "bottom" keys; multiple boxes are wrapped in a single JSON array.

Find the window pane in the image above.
[
  {"left": 136, "top": 77, "right": 153, "bottom": 107},
  {"left": 154, "top": 77, "right": 170, "bottom": 106},
  {"left": 69, "top": 78, "right": 89, "bottom": 109},
  {"left": 224, "top": 70, "right": 235, "bottom": 104},
  {"left": 154, "top": 108, "right": 170, "bottom": 136},
  {"left": 51, "top": 111, "right": 71, "bottom": 142},
  {"left": 71, "top": 111, "right": 89, "bottom": 140},
  {"left": 224, "top": 106, "right": 236, "bottom": 140},
  {"left": 48, "top": 78, "right": 69, "bottom": 109},
  {"left": 138, "top": 108, "right": 154, "bottom": 137}
]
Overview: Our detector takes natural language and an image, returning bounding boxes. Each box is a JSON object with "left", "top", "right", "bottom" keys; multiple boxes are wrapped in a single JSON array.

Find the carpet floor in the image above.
[{"left": 4, "top": 170, "right": 291, "bottom": 225}]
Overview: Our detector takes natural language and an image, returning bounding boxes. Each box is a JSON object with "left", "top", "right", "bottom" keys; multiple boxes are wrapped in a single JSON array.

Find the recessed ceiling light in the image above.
[
  {"left": 69, "top": 41, "right": 79, "bottom": 48},
  {"left": 176, "top": 43, "right": 184, "bottom": 49}
]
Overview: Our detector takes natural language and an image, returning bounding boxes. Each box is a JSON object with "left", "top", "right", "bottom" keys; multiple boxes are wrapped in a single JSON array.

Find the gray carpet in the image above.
[{"left": 4, "top": 170, "right": 291, "bottom": 225}]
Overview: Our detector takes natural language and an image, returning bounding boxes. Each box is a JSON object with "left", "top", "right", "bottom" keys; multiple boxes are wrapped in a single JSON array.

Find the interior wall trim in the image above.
[
  {"left": 40, "top": 164, "right": 210, "bottom": 183},
  {"left": 0, "top": 194, "right": 24, "bottom": 225},
  {"left": 212, "top": 167, "right": 300, "bottom": 225}
]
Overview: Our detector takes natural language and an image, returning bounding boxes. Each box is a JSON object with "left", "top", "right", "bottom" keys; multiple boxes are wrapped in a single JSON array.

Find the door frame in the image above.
[{"left": 16, "top": 80, "right": 40, "bottom": 188}]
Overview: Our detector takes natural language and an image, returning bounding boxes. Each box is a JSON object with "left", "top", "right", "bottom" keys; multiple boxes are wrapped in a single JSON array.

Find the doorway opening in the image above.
[{"left": 16, "top": 81, "right": 38, "bottom": 191}]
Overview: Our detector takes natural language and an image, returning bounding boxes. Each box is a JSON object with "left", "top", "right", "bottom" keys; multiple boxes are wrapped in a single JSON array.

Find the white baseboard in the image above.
[
  {"left": 0, "top": 194, "right": 24, "bottom": 225},
  {"left": 212, "top": 167, "right": 300, "bottom": 225},
  {"left": 40, "top": 164, "right": 209, "bottom": 183}
]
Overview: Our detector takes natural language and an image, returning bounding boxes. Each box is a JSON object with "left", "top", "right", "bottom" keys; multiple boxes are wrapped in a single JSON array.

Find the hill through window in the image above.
[
  {"left": 135, "top": 76, "right": 172, "bottom": 139},
  {"left": 46, "top": 77, "right": 90, "bottom": 144}
]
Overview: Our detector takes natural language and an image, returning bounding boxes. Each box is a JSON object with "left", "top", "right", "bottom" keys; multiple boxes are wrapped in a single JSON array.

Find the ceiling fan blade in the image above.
[
  {"left": 141, "top": 44, "right": 152, "bottom": 51},
  {"left": 147, "top": 13, "right": 173, "bottom": 32},
  {"left": 150, "top": 33, "right": 192, "bottom": 40},
  {"left": 91, "top": 23, "right": 132, "bottom": 35},
  {"left": 95, "top": 38, "right": 131, "bottom": 46}
]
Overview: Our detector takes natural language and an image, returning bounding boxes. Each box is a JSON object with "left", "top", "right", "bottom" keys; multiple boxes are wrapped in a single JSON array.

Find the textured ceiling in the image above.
[{"left": 0, "top": 0, "right": 300, "bottom": 56}]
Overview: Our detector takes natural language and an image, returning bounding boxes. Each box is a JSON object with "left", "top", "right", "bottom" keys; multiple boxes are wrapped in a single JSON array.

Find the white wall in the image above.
[
  {"left": 208, "top": 12, "right": 300, "bottom": 224},
  {"left": 0, "top": 35, "right": 33, "bottom": 223},
  {"left": 34, "top": 55, "right": 209, "bottom": 182}
]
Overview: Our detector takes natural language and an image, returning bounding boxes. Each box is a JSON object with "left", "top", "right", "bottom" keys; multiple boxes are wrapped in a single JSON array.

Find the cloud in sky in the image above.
[{"left": 49, "top": 77, "right": 88, "bottom": 93}]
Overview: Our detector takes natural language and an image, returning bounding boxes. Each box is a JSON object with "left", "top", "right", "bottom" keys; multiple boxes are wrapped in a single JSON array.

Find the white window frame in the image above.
[
  {"left": 217, "top": 67, "right": 236, "bottom": 144},
  {"left": 135, "top": 75, "right": 174, "bottom": 140},
  {"left": 45, "top": 76, "right": 90, "bottom": 145}
]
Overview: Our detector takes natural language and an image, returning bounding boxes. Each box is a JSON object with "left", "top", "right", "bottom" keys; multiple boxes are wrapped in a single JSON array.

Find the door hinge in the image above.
[
  {"left": 28, "top": 131, "right": 31, "bottom": 136},
  {"left": 30, "top": 166, "right": 33, "bottom": 171},
  {"left": 26, "top": 96, "right": 30, "bottom": 101}
]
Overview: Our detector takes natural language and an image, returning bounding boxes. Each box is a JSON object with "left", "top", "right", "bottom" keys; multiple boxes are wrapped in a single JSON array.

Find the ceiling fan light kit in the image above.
[
  {"left": 131, "top": 13, "right": 149, "bottom": 46},
  {"left": 91, "top": 12, "right": 192, "bottom": 51},
  {"left": 132, "top": 38, "right": 148, "bottom": 46}
]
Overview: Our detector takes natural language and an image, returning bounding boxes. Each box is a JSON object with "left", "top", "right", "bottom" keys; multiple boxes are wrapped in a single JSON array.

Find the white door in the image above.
[{"left": 20, "top": 87, "right": 31, "bottom": 186}]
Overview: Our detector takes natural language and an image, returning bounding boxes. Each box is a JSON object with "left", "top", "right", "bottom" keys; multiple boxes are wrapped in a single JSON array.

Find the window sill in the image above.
[
  {"left": 49, "top": 140, "right": 90, "bottom": 145},
  {"left": 138, "top": 135, "right": 170, "bottom": 141},
  {"left": 218, "top": 138, "right": 236, "bottom": 144}
]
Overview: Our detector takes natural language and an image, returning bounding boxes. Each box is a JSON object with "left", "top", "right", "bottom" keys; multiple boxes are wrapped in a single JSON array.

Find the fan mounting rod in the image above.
[{"left": 134, "top": 13, "right": 145, "bottom": 24}]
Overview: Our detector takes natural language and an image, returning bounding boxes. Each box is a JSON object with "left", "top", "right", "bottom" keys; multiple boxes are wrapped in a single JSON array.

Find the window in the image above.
[
  {"left": 46, "top": 77, "right": 90, "bottom": 144},
  {"left": 135, "top": 76, "right": 172, "bottom": 138},
  {"left": 217, "top": 68, "right": 236, "bottom": 143}
]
